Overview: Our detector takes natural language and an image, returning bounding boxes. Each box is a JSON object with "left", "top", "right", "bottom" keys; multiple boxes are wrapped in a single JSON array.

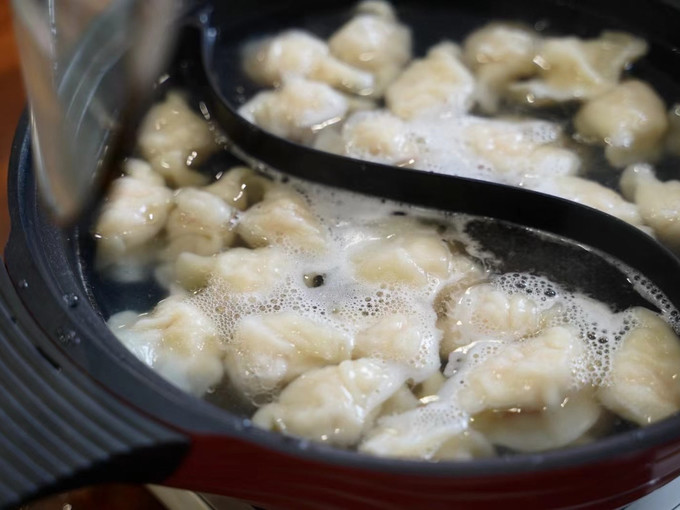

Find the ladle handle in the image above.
[{"left": 0, "top": 263, "right": 188, "bottom": 509}]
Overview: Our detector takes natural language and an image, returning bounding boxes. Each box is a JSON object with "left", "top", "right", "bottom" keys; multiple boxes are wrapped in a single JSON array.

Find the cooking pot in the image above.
[{"left": 4, "top": 1, "right": 680, "bottom": 509}]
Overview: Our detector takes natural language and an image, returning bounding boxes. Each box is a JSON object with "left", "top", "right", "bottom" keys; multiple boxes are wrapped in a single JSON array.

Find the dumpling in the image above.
[
  {"left": 174, "top": 247, "right": 290, "bottom": 292},
  {"left": 574, "top": 80, "right": 668, "bottom": 167},
  {"left": 463, "top": 118, "right": 581, "bottom": 183},
  {"left": 598, "top": 307, "right": 680, "bottom": 426},
  {"left": 359, "top": 403, "right": 495, "bottom": 460},
  {"left": 224, "top": 312, "right": 352, "bottom": 399},
  {"left": 252, "top": 359, "right": 408, "bottom": 446},
  {"left": 437, "top": 282, "right": 546, "bottom": 356},
  {"left": 236, "top": 187, "right": 328, "bottom": 252},
  {"left": 203, "top": 166, "right": 273, "bottom": 211},
  {"left": 340, "top": 110, "right": 418, "bottom": 165},
  {"left": 138, "top": 92, "right": 218, "bottom": 187},
  {"left": 473, "top": 390, "right": 604, "bottom": 452},
  {"left": 242, "top": 30, "right": 374, "bottom": 94},
  {"left": 620, "top": 164, "right": 680, "bottom": 253},
  {"left": 456, "top": 326, "right": 584, "bottom": 414},
  {"left": 328, "top": 0, "right": 412, "bottom": 95},
  {"left": 239, "top": 78, "right": 349, "bottom": 144},
  {"left": 94, "top": 159, "right": 173, "bottom": 279},
  {"left": 350, "top": 230, "right": 453, "bottom": 288},
  {"left": 109, "top": 296, "right": 224, "bottom": 397},
  {"left": 528, "top": 175, "right": 646, "bottom": 229},
  {"left": 385, "top": 42, "right": 476, "bottom": 119},
  {"left": 353, "top": 313, "right": 440, "bottom": 383},
  {"left": 508, "top": 31, "right": 647, "bottom": 105},
  {"left": 413, "top": 370, "right": 447, "bottom": 402},
  {"left": 377, "top": 385, "right": 421, "bottom": 417},
  {"left": 462, "top": 23, "right": 539, "bottom": 112},
  {"left": 161, "top": 188, "right": 237, "bottom": 260}
]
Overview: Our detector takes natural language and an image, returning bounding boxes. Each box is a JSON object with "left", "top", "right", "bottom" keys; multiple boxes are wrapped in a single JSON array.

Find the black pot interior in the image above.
[{"left": 9, "top": 0, "right": 680, "bottom": 477}]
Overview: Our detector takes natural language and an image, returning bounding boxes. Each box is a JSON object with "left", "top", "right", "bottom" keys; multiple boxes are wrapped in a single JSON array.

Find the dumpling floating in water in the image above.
[
  {"left": 328, "top": 0, "right": 412, "bottom": 95},
  {"left": 242, "top": 30, "right": 374, "bottom": 94},
  {"left": 574, "top": 80, "right": 669, "bottom": 167}
]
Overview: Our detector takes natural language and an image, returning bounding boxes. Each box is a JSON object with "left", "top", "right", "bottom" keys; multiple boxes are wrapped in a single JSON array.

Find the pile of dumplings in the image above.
[
  {"left": 240, "top": 0, "right": 680, "bottom": 255},
  {"left": 95, "top": 85, "right": 680, "bottom": 460}
]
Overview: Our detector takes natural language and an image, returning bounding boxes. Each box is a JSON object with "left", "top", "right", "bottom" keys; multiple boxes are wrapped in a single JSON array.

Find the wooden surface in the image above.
[{"left": 0, "top": 3, "right": 167, "bottom": 510}]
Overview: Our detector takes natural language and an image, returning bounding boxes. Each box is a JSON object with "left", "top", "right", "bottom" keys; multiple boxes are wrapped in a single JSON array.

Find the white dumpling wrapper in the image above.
[
  {"left": 138, "top": 92, "right": 218, "bottom": 187},
  {"left": 236, "top": 187, "right": 328, "bottom": 252},
  {"left": 598, "top": 307, "right": 680, "bottom": 426},
  {"left": 350, "top": 230, "right": 453, "bottom": 288},
  {"left": 242, "top": 30, "right": 374, "bottom": 94},
  {"left": 438, "top": 283, "right": 545, "bottom": 356},
  {"left": 340, "top": 110, "right": 418, "bottom": 165},
  {"left": 353, "top": 313, "right": 440, "bottom": 383},
  {"left": 252, "top": 359, "right": 408, "bottom": 446},
  {"left": 457, "top": 326, "right": 584, "bottom": 414},
  {"left": 386, "top": 42, "right": 476, "bottom": 119},
  {"left": 473, "top": 390, "right": 603, "bottom": 452},
  {"left": 224, "top": 312, "right": 352, "bottom": 399},
  {"left": 94, "top": 159, "right": 173, "bottom": 279},
  {"left": 328, "top": 0, "right": 411, "bottom": 95},
  {"left": 109, "top": 296, "right": 224, "bottom": 397},
  {"left": 174, "top": 247, "right": 290, "bottom": 292},
  {"left": 239, "top": 78, "right": 349, "bottom": 144},
  {"left": 574, "top": 80, "right": 668, "bottom": 167},
  {"left": 359, "top": 402, "right": 494, "bottom": 460},
  {"left": 162, "top": 188, "right": 237, "bottom": 260},
  {"left": 463, "top": 118, "right": 581, "bottom": 182},
  {"left": 620, "top": 164, "right": 680, "bottom": 252},
  {"left": 508, "top": 31, "right": 647, "bottom": 104},
  {"left": 203, "top": 166, "right": 273, "bottom": 211},
  {"left": 462, "top": 22, "right": 539, "bottom": 112}
]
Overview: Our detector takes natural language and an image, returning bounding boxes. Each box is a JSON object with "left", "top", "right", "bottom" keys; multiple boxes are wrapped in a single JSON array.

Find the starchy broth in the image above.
[{"left": 94, "top": 1, "right": 680, "bottom": 461}]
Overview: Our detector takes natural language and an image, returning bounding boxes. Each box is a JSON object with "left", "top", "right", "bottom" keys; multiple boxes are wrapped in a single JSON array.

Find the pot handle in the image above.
[{"left": 0, "top": 263, "right": 189, "bottom": 510}]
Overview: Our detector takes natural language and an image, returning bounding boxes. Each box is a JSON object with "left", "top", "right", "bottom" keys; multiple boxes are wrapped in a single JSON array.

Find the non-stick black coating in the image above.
[{"left": 8, "top": 0, "right": 680, "bottom": 483}]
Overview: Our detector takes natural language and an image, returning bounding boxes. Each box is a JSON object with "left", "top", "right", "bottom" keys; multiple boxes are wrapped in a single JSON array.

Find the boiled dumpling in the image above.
[
  {"left": 508, "top": 31, "right": 647, "bottom": 104},
  {"left": 456, "top": 326, "right": 585, "bottom": 414},
  {"left": 239, "top": 78, "right": 349, "bottom": 144},
  {"left": 462, "top": 23, "right": 539, "bottom": 112},
  {"left": 473, "top": 390, "right": 604, "bottom": 452},
  {"left": 174, "top": 246, "right": 290, "bottom": 292},
  {"left": 598, "top": 307, "right": 680, "bottom": 425},
  {"left": 203, "top": 166, "right": 273, "bottom": 211},
  {"left": 138, "top": 92, "right": 218, "bottom": 187},
  {"left": 463, "top": 118, "right": 581, "bottom": 183},
  {"left": 340, "top": 110, "right": 418, "bottom": 165},
  {"left": 353, "top": 313, "right": 440, "bottom": 383},
  {"left": 385, "top": 42, "right": 475, "bottom": 119},
  {"left": 328, "top": 0, "right": 412, "bottom": 95},
  {"left": 437, "top": 282, "right": 546, "bottom": 356},
  {"left": 350, "top": 230, "right": 453, "bottom": 288},
  {"left": 359, "top": 402, "right": 495, "bottom": 460},
  {"left": 224, "top": 312, "right": 352, "bottom": 399},
  {"left": 620, "top": 164, "right": 680, "bottom": 253},
  {"left": 242, "top": 30, "right": 374, "bottom": 94},
  {"left": 236, "top": 187, "right": 328, "bottom": 252},
  {"left": 94, "top": 158, "right": 173, "bottom": 279},
  {"left": 162, "top": 188, "right": 237, "bottom": 260},
  {"left": 109, "top": 296, "right": 224, "bottom": 397},
  {"left": 378, "top": 385, "right": 421, "bottom": 417},
  {"left": 528, "top": 175, "right": 646, "bottom": 229},
  {"left": 574, "top": 80, "right": 668, "bottom": 167},
  {"left": 252, "top": 359, "right": 408, "bottom": 446}
]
